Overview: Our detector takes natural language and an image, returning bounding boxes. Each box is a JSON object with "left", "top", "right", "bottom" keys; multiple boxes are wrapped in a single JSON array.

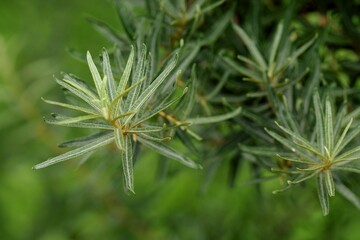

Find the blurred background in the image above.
[{"left": 1, "top": 0, "right": 360, "bottom": 239}]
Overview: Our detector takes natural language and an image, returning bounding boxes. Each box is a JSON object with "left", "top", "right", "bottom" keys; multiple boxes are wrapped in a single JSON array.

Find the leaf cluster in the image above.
[{"left": 36, "top": 0, "right": 360, "bottom": 215}]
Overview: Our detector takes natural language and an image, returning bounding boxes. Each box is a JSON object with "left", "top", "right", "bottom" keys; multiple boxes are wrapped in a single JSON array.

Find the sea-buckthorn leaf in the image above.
[
  {"left": 87, "top": 16, "right": 129, "bottom": 46},
  {"left": 33, "top": 134, "right": 114, "bottom": 170},
  {"left": 41, "top": 97, "right": 99, "bottom": 115},
  {"left": 122, "top": 135, "right": 134, "bottom": 193},
  {"left": 336, "top": 182, "right": 360, "bottom": 209},
  {"left": 269, "top": 22, "right": 284, "bottom": 66},
  {"left": 44, "top": 115, "right": 112, "bottom": 129},
  {"left": 114, "top": 0, "right": 135, "bottom": 40},
  {"left": 55, "top": 78, "right": 101, "bottom": 112},
  {"left": 317, "top": 173, "right": 330, "bottom": 216},
  {"left": 137, "top": 136, "right": 201, "bottom": 169},
  {"left": 126, "top": 44, "right": 147, "bottom": 111},
  {"left": 232, "top": 22, "right": 267, "bottom": 70},
  {"left": 137, "top": 133, "right": 171, "bottom": 142},
  {"left": 59, "top": 131, "right": 113, "bottom": 148},
  {"left": 117, "top": 46, "right": 134, "bottom": 96},
  {"left": 186, "top": 107, "right": 242, "bottom": 125},
  {"left": 135, "top": 87, "right": 188, "bottom": 126},
  {"left": 102, "top": 49, "right": 117, "bottom": 101},
  {"left": 124, "top": 54, "right": 178, "bottom": 124},
  {"left": 324, "top": 170, "right": 335, "bottom": 197},
  {"left": 46, "top": 114, "right": 101, "bottom": 125}
]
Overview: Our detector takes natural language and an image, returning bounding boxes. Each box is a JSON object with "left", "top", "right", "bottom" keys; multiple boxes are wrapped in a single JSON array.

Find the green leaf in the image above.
[
  {"left": 56, "top": 77, "right": 101, "bottom": 112},
  {"left": 335, "top": 145, "right": 360, "bottom": 163},
  {"left": 287, "top": 171, "right": 318, "bottom": 185},
  {"left": 332, "top": 118, "right": 353, "bottom": 158},
  {"left": 313, "top": 92, "right": 325, "bottom": 155},
  {"left": 265, "top": 128, "right": 314, "bottom": 161},
  {"left": 122, "top": 135, "right": 134, "bottom": 193},
  {"left": 87, "top": 51, "right": 105, "bottom": 100},
  {"left": 126, "top": 44, "right": 147, "bottom": 111},
  {"left": 102, "top": 48, "right": 117, "bottom": 101},
  {"left": 59, "top": 131, "right": 112, "bottom": 148},
  {"left": 45, "top": 115, "right": 113, "bottom": 130},
  {"left": 199, "top": 4, "right": 232, "bottom": 45},
  {"left": 124, "top": 54, "right": 178, "bottom": 124},
  {"left": 239, "top": 145, "right": 287, "bottom": 157},
  {"left": 274, "top": 121, "right": 322, "bottom": 156},
  {"left": 232, "top": 22, "right": 267, "bottom": 70},
  {"left": 290, "top": 34, "right": 318, "bottom": 62},
  {"left": 317, "top": 173, "right": 330, "bottom": 216},
  {"left": 149, "top": 14, "right": 162, "bottom": 81},
  {"left": 269, "top": 22, "right": 284, "bottom": 66},
  {"left": 42, "top": 97, "right": 99, "bottom": 115},
  {"left": 135, "top": 87, "right": 187, "bottom": 125},
  {"left": 206, "top": 71, "right": 230, "bottom": 100},
  {"left": 222, "top": 56, "right": 261, "bottom": 81},
  {"left": 114, "top": 128, "right": 125, "bottom": 151},
  {"left": 87, "top": 17, "right": 129, "bottom": 46},
  {"left": 336, "top": 182, "right": 360, "bottom": 209},
  {"left": 303, "top": 58, "right": 320, "bottom": 113},
  {"left": 137, "top": 136, "right": 201, "bottom": 169},
  {"left": 33, "top": 134, "right": 114, "bottom": 169},
  {"left": 187, "top": 107, "right": 242, "bottom": 125},
  {"left": 324, "top": 170, "right": 335, "bottom": 197},
  {"left": 117, "top": 46, "right": 135, "bottom": 96},
  {"left": 324, "top": 98, "right": 334, "bottom": 152},
  {"left": 332, "top": 126, "right": 360, "bottom": 160},
  {"left": 332, "top": 165, "right": 360, "bottom": 174},
  {"left": 114, "top": 0, "right": 135, "bottom": 40},
  {"left": 47, "top": 114, "right": 100, "bottom": 125},
  {"left": 137, "top": 133, "right": 171, "bottom": 142},
  {"left": 126, "top": 125, "right": 166, "bottom": 133}
]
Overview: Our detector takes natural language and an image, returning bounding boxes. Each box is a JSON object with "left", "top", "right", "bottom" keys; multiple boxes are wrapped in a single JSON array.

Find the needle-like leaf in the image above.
[{"left": 33, "top": 134, "right": 114, "bottom": 169}]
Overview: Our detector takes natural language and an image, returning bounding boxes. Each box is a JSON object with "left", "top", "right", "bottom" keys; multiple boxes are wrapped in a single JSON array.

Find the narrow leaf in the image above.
[
  {"left": 324, "top": 170, "right": 335, "bottom": 197},
  {"left": 269, "top": 22, "right": 284, "bottom": 66},
  {"left": 56, "top": 78, "right": 101, "bottom": 112},
  {"left": 59, "top": 131, "right": 112, "bottom": 148},
  {"left": 275, "top": 121, "right": 321, "bottom": 156},
  {"left": 45, "top": 116, "right": 113, "bottom": 130},
  {"left": 87, "top": 51, "right": 104, "bottom": 98},
  {"left": 332, "top": 126, "right": 360, "bottom": 159},
  {"left": 336, "top": 182, "right": 360, "bottom": 209},
  {"left": 102, "top": 48, "right": 117, "bottom": 100},
  {"left": 137, "top": 133, "right": 171, "bottom": 142},
  {"left": 187, "top": 107, "right": 242, "bottom": 125},
  {"left": 87, "top": 17, "right": 129, "bottom": 46},
  {"left": 47, "top": 114, "right": 100, "bottom": 125},
  {"left": 114, "top": 0, "right": 135, "bottom": 40},
  {"left": 117, "top": 46, "right": 134, "bottom": 95},
  {"left": 324, "top": 98, "right": 334, "bottom": 152},
  {"left": 313, "top": 92, "right": 325, "bottom": 154},
  {"left": 114, "top": 128, "right": 125, "bottom": 151},
  {"left": 124, "top": 54, "right": 178, "bottom": 124},
  {"left": 232, "top": 22, "right": 267, "bottom": 70},
  {"left": 222, "top": 56, "right": 261, "bottom": 81},
  {"left": 317, "top": 173, "right": 330, "bottom": 216},
  {"left": 42, "top": 97, "right": 99, "bottom": 115},
  {"left": 137, "top": 136, "right": 201, "bottom": 169},
  {"left": 332, "top": 118, "right": 353, "bottom": 158},
  {"left": 265, "top": 128, "right": 314, "bottom": 161},
  {"left": 126, "top": 44, "right": 147, "bottom": 110},
  {"left": 291, "top": 34, "right": 318, "bottom": 61},
  {"left": 135, "top": 87, "right": 187, "bottom": 125},
  {"left": 33, "top": 134, "right": 114, "bottom": 169},
  {"left": 122, "top": 135, "right": 134, "bottom": 193}
]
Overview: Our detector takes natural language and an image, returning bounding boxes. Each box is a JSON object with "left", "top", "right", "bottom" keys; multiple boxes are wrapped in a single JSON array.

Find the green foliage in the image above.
[{"left": 14, "top": 0, "right": 360, "bottom": 221}]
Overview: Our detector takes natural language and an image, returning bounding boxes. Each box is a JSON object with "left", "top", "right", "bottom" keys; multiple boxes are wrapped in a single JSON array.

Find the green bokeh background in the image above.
[{"left": 1, "top": 1, "right": 360, "bottom": 239}]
